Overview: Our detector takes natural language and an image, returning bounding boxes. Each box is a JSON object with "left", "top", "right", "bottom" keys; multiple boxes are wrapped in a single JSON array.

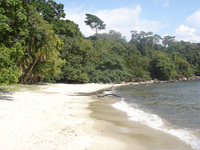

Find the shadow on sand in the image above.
[{"left": 0, "top": 91, "right": 13, "bottom": 101}]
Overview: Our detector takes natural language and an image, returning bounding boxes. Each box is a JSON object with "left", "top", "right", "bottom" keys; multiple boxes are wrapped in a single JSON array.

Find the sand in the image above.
[
  {"left": 0, "top": 83, "right": 128, "bottom": 150},
  {"left": 0, "top": 83, "right": 194, "bottom": 150},
  {"left": 89, "top": 97, "right": 194, "bottom": 150}
]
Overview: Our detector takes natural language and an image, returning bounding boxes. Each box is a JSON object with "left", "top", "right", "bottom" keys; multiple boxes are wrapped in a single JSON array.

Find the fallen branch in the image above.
[
  {"left": 97, "top": 94, "right": 121, "bottom": 98},
  {"left": 73, "top": 84, "right": 119, "bottom": 97}
]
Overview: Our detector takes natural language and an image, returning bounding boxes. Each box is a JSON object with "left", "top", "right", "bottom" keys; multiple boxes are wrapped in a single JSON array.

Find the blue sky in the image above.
[{"left": 55, "top": 0, "right": 200, "bottom": 42}]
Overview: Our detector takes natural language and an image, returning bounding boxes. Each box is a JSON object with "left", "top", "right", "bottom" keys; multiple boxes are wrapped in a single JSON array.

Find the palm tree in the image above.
[{"left": 18, "top": 6, "right": 60, "bottom": 84}]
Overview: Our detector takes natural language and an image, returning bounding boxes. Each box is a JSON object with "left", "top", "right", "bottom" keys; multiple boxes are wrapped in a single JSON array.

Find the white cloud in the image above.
[
  {"left": 186, "top": 9, "right": 200, "bottom": 29},
  {"left": 175, "top": 10, "right": 200, "bottom": 43},
  {"left": 64, "top": 5, "right": 164, "bottom": 41},
  {"left": 175, "top": 25, "right": 200, "bottom": 43}
]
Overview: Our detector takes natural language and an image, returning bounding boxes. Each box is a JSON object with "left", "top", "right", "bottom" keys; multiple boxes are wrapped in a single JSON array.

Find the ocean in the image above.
[{"left": 113, "top": 80, "right": 200, "bottom": 150}]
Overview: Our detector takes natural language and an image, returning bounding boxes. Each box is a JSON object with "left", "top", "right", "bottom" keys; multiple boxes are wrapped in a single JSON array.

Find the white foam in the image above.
[{"left": 112, "top": 99, "right": 200, "bottom": 150}]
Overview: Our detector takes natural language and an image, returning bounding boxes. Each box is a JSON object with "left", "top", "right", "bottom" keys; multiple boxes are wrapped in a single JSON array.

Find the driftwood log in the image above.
[
  {"left": 74, "top": 84, "right": 121, "bottom": 98},
  {"left": 97, "top": 94, "right": 121, "bottom": 98}
]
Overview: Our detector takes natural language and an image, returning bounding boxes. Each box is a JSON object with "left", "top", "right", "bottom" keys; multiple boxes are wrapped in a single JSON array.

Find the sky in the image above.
[{"left": 55, "top": 0, "right": 200, "bottom": 43}]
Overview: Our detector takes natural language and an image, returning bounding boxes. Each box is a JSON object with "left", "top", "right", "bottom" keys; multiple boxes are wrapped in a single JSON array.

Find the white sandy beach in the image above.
[
  {"left": 0, "top": 83, "right": 194, "bottom": 150},
  {"left": 0, "top": 83, "right": 131, "bottom": 150}
]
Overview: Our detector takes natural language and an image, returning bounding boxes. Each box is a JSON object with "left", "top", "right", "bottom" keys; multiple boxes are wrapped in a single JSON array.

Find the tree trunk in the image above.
[
  {"left": 94, "top": 29, "right": 98, "bottom": 49},
  {"left": 28, "top": 57, "right": 38, "bottom": 75}
]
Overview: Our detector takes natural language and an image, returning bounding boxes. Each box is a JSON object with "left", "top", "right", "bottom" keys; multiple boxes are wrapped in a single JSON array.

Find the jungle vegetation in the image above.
[{"left": 0, "top": 0, "right": 200, "bottom": 84}]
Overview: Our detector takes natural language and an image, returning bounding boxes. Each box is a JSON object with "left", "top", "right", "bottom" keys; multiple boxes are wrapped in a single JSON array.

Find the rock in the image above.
[{"left": 182, "top": 78, "right": 187, "bottom": 81}]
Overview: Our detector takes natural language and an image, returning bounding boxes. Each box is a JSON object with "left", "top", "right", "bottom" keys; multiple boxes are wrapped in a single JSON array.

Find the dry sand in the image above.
[
  {"left": 0, "top": 83, "right": 194, "bottom": 150},
  {"left": 0, "top": 83, "right": 130, "bottom": 150}
]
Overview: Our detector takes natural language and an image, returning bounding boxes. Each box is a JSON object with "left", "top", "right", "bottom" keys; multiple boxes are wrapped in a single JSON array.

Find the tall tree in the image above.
[
  {"left": 130, "top": 30, "right": 157, "bottom": 56},
  {"left": 17, "top": 5, "right": 64, "bottom": 84},
  {"left": 85, "top": 13, "right": 106, "bottom": 35},
  {"left": 85, "top": 13, "right": 106, "bottom": 47},
  {"left": 162, "top": 35, "right": 175, "bottom": 47},
  {"left": 0, "top": 0, "right": 28, "bottom": 84}
]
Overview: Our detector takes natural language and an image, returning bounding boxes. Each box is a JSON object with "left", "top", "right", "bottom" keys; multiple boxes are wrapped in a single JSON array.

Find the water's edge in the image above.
[
  {"left": 88, "top": 93, "right": 194, "bottom": 150},
  {"left": 112, "top": 81, "right": 200, "bottom": 150}
]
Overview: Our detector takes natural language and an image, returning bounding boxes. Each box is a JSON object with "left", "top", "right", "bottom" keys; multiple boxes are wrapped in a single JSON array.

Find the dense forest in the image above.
[{"left": 0, "top": 0, "right": 200, "bottom": 84}]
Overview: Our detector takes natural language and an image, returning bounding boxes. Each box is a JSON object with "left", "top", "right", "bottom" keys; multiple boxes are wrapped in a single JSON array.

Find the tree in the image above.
[
  {"left": 27, "top": 0, "right": 66, "bottom": 22},
  {"left": 130, "top": 30, "right": 158, "bottom": 57},
  {"left": 1, "top": 0, "right": 199, "bottom": 85},
  {"left": 52, "top": 19, "right": 81, "bottom": 37},
  {"left": 85, "top": 13, "right": 106, "bottom": 35},
  {"left": 172, "top": 53, "right": 192, "bottom": 78},
  {"left": 87, "top": 53, "right": 131, "bottom": 83},
  {"left": 0, "top": 45, "right": 20, "bottom": 84},
  {"left": 0, "top": 0, "right": 29, "bottom": 47},
  {"left": 150, "top": 52, "right": 175, "bottom": 80},
  {"left": 17, "top": 5, "right": 64, "bottom": 84},
  {"left": 126, "top": 54, "right": 151, "bottom": 81},
  {"left": 162, "top": 35, "right": 175, "bottom": 47},
  {"left": 59, "top": 36, "right": 93, "bottom": 83},
  {"left": 0, "top": 0, "right": 28, "bottom": 84},
  {"left": 85, "top": 13, "right": 106, "bottom": 47}
]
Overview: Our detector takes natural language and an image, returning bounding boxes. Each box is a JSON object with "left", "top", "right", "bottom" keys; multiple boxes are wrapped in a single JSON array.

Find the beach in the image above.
[{"left": 0, "top": 83, "right": 194, "bottom": 150}]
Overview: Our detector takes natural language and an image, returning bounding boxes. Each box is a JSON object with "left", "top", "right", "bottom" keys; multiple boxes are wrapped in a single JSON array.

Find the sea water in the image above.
[{"left": 113, "top": 81, "right": 200, "bottom": 150}]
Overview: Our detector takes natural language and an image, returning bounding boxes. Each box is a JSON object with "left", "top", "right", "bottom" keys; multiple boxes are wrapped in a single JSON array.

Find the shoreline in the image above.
[
  {"left": 88, "top": 95, "right": 194, "bottom": 150},
  {"left": 0, "top": 83, "right": 195, "bottom": 149}
]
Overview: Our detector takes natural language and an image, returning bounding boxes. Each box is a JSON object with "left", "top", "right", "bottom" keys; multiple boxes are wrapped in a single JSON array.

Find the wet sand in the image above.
[{"left": 89, "top": 96, "right": 194, "bottom": 150}]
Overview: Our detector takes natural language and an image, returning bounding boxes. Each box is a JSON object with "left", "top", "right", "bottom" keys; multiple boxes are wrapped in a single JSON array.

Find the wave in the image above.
[{"left": 112, "top": 98, "right": 200, "bottom": 150}]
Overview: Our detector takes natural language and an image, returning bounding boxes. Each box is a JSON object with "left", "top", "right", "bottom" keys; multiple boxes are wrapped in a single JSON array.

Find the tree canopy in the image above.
[
  {"left": 85, "top": 13, "right": 106, "bottom": 34},
  {"left": 26, "top": 0, "right": 65, "bottom": 22},
  {"left": 1, "top": 0, "right": 200, "bottom": 85}
]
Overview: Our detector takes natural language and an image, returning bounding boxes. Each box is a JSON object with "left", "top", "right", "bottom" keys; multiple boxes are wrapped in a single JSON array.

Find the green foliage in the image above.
[
  {"left": 130, "top": 30, "right": 161, "bottom": 57},
  {"left": 85, "top": 13, "right": 106, "bottom": 33},
  {"left": 167, "top": 41, "right": 200, "bottom": 76},
  {"left": 0, "top": 0, "right": 199, "bottom": 85},
  {"left": 0, "top": 1, "right": 64, "bottom": 84},
  {"left": 0, "top": 0, "right": 29, "bottom": 47},
  {"left": 59, "top": 36, "right": 92, "bottom": 83},
  {"left": 162, "top": 35, "right": 175, "bottom": 47},
  {"left": 52, "top": 20, "right": 81, "bottom": 37},
  {"left": 126, "top": 54, "right": 151, "bottom": 81},
  {"left": 27, "top": 0, "right": 65, "bottom": 22},
  {"left": 0, "top": 45, "right": 20, "bottom": 84},
  {"left": 150, "top": 52, "right": 175, "bottom": 80},
  {"left": 172, "top": 53, "right": 192, "bottom": 78},
  {"left": 85, "top": 13, "right": 106, "bottom": 48},
  {"left": 17, "top": 5, "right": 64, "bottom": 84},
  {"left": 87, "top": 53, "right": 131, "bottom": 83}
]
